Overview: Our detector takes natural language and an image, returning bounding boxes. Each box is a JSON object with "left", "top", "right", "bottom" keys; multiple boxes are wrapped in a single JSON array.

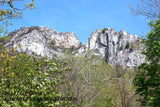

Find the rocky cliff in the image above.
[
  {"left": 4, "top": 26, "right": 145, "bottom": 68},
  {"left": 79, "top": 28, "right": 145, "bottom": 68},
  {"left": 4, "top": 26, "right": 79, "bottom": 59}
]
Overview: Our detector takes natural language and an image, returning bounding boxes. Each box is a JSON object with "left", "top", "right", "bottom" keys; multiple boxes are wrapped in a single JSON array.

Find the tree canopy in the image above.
[{"left": 134, "top": 17, "right": 160, "bottom": 106}]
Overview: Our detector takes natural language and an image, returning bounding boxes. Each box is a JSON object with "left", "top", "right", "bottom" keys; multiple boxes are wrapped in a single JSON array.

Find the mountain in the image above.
[{"left": 4, "top": 26, "right": 145, "bottom": 68}]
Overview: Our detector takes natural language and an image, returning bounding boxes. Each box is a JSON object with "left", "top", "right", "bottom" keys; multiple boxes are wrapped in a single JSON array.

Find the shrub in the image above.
[
  {"left": 79, "top": 42, "right": 82, "bottom": 47},
  {"left": 130, "top": 42, "right": 141, "bottom": 50},
  {"left": 125, "top": 42, "right": 130, "bottom": 49},
  {"left": 0, "top": 36, "right": 8, "bottom": 45},
  {"left": 118, "top": 33, "right": 123, "bottom": 41},
  {"left": 70, "top": 45, "right": 76, "bottom": 51},
  {"left": 51, "top": 39, "right": 56, "bottom": 45},
  {"left": 0, "top": 48, "right": 75, "bottom": 106},
  {"left": 119, "top": 44, "right": 123, "bottom": 50},
  {"left": 102, "top": 28, "right": 106, "bottom": 34},
  {"left": 0, "top": 43, "right": 4, "bottom": 51},
  {"left": 48, "top": 40, "right": 57, "bottom": 50}
]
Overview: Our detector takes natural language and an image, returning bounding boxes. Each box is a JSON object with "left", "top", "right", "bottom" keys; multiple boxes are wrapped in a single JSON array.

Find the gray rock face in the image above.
[
  {"left": 78, "top": 28, "right": 145, "bottom": 68},
  {"left": 4, "top": 26, "right": 145, "bottom": 68},
  {"left": 4, "top": 26, "right": 79, "bottom": 59}
]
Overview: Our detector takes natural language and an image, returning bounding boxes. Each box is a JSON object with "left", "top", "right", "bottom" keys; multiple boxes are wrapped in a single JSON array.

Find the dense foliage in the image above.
[
  {"left": 0, "top": 47, "right": 77, "bottom": 106},
  {"left": 0, "top": 46, "right": 140, "bottom": 106},
  {"left": 134, "top": 18, "right": 160, "bottom": 106},
  {"left": 59, "top": 51, "right": 140, "bottom": 107}
]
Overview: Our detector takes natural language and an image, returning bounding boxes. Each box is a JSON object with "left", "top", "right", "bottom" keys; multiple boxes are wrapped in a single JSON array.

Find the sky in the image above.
[{"left": 7, "top": 0, "right": 151, "bottom": 44}]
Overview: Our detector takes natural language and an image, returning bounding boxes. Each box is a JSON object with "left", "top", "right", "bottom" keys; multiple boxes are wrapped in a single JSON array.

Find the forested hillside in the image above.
[{"left": 0, "top": 0, "right": 160, "bottom": 107}]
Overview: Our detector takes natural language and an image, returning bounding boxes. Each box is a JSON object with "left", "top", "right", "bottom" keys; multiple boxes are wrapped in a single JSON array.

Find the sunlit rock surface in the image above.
[
  {"left": 78, "top": 28, "right": 145, "bottom": 68},
  {"left": 4, "top": 26, "right": 79, "bottom": 59},
  {"left": 4, "top": 27, "right": 145, "bottom": 68}
]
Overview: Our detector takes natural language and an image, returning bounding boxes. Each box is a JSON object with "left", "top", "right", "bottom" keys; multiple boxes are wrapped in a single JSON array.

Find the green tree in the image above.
[{"left": 134, "top": 18, "right": 160, "bottom": 106}]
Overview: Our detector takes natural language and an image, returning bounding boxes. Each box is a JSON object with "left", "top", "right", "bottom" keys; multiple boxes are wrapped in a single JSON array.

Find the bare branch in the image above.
[{"left": 130, "top": 0, "right": 160, "bottom": 19}]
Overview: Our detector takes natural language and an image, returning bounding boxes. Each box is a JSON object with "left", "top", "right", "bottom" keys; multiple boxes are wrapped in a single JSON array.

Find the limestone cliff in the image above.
[{"left": 4, "top": 26, "right": 145, "bottom": 68}]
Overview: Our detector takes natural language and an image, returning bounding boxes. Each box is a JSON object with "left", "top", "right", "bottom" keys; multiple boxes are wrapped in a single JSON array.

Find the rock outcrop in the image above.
[
  {"left": 79, "top": 28, "right": 145, "bottom": 68},
  {"left": 4, "top": 26, "right": 79, "bottom": 59},
  {"left": 4, "top": 26, "right": 145, "bottom": 68}
]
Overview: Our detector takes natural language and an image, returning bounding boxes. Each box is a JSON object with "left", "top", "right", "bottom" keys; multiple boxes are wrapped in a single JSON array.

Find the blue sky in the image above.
[{"left": 7, "top": 0, "right": 151, "bottom": 44}]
